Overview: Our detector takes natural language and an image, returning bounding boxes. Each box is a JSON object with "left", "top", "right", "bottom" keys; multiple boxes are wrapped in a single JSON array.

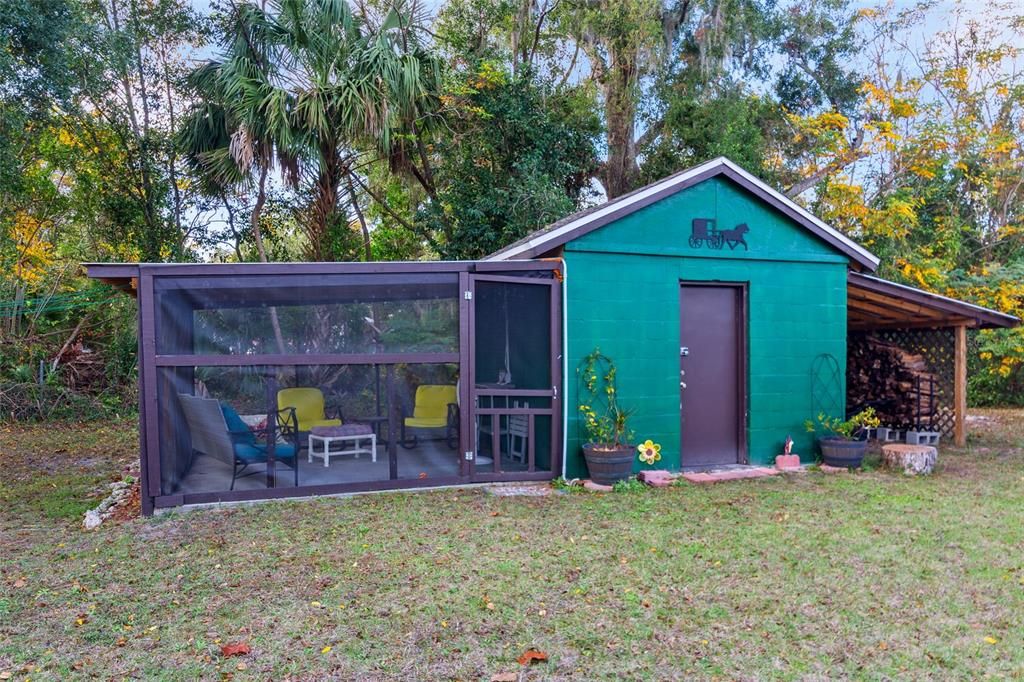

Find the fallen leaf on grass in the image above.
[
  {"left": 12, "top": 578, "right": 27, "bottom": 588},
  {"left": 220, "top": 642, "right": 251, "bottom": 657},
  {"left": 517, "top": 649, "right": 548, "bottom": 665},
  {"left": 984, "top": 636, "right": 998, "bottom": 644},
  {"left": 321, "top": 646, "right": 332, "bottom": 654}
]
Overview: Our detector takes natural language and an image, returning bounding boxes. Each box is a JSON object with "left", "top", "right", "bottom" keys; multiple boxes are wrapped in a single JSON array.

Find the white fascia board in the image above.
[{"left": 717, "top": 158, "right": 880, "bottom": 270}]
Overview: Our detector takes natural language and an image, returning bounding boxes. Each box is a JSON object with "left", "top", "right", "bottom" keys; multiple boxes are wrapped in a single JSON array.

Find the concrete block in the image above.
[
  {"left": 775, "top": 454, "right": 801, "bottom": 470},
  {"left": 906, "top": 431, "right": 940, "bottom": 446},
  {"left": 877, "top": 427, "right": 902, "bottom": 442}
]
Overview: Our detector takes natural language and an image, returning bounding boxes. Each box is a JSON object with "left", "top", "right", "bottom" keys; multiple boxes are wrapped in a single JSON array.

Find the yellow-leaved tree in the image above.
[{"left": 780, "top": 0, "right": 1024, "bottom": 401}]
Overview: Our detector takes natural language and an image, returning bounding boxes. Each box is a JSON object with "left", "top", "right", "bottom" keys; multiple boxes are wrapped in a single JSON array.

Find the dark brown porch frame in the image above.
[
  {"left": 847, "top": 272, "right": 1019, "bottom": 446},
  {"left": 466, "top": 273, "right": 562, "bottom": 480},
  {"left": 153, "top": 353, "right": 460, "bottom": 367},
  {"left": 86, "top": 260, "right": 563, "bottom": 515}
]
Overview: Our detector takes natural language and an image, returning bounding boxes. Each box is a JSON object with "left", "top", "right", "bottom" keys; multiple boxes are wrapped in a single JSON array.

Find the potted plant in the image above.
[
  {"left": 578, "top": 349, "right": 635, "bottom": 485},
  {"left": 805, "top": 408, "right": 881, "bottom": 469}
]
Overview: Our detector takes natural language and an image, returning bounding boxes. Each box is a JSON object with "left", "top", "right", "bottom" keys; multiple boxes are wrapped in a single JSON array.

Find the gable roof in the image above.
[{"left": 485, "top": 156, "right": 880, "bottom": 271}]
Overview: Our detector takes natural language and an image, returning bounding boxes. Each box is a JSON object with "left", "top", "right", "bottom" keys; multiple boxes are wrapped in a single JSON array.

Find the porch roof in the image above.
[
  {"left": 847, "top": 272, "right": 1019, "bottom": 331},
  {"left": 83, "top": 259, "right": 559, "bottom": 299}
]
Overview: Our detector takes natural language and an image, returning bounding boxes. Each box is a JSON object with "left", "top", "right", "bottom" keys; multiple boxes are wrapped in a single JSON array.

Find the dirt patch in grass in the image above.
[
  {"left": 2, "top": 412, "right": 1024, "bottom": 679},
  {"left": 1, "top": 420, "right": 137, "bottom": 526},
  {"left": 2, "top": 420, "right": 136, "bottom": 479}
]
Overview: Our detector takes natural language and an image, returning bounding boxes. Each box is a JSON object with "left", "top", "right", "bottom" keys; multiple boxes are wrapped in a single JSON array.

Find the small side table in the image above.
[{"left": 308, "top": 425, "right": 377, "bottom": 467}]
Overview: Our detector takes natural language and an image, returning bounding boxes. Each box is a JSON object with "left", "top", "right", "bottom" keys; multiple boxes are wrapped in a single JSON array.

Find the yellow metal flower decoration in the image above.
[{"left": 637, "top": 439, "right": 662, "bottom": 465}]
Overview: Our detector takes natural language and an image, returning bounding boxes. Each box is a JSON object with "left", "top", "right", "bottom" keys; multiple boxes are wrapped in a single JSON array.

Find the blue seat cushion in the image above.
[
  {"left": 233, "top": 442, "right": 297, "bottom": 463},
  {"left": 221, "top": 402, "right": 255, "bottom": 445}
]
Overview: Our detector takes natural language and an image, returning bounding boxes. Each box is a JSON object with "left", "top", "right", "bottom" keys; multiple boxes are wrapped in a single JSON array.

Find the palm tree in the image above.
[
  {"left": 179, "top": 4, "right": 293, "bottom": 263},
  {"left": 182, "top": 0, "right": 443, "bottom": 262},
  {"left": 179, "top": 4, "right": 300, "bottom": 350}
]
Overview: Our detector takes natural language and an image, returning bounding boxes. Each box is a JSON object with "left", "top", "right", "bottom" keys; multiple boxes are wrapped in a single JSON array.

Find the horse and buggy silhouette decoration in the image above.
[{"left": 689, "top": 218, "right": 749, "bottom": 251}]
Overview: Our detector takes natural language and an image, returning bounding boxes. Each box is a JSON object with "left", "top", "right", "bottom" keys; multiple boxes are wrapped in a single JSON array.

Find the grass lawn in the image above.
[{"left": 2, "top": 411, "right": 1023, "bottom": 679}]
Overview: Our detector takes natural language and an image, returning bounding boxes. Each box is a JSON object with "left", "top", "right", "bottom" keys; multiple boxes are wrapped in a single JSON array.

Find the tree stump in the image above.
[{"left": 881, "top": 444, "right": 937, "bottom": 475}]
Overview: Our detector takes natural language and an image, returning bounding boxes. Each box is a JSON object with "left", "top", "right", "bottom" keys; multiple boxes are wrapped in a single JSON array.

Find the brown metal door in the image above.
[{"left": 679, "top": 284, "right": 744, "bottom": 468}]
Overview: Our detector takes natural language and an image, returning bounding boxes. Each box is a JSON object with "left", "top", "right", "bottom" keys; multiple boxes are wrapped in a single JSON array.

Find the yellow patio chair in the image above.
[
  {"left": 400, "top": 384, "right": 458, "bottom": 449},
  {"left": 277, "top": 387, "right": 341, "bottom": 434}
]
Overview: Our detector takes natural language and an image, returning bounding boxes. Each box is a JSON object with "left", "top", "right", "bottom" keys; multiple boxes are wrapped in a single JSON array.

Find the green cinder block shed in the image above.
[
  {"left": 87, "top": 157, "right": 1018, "bottom": 514},
  {"left": 487, "top": 157, "right": 881, "bottom": 477}
]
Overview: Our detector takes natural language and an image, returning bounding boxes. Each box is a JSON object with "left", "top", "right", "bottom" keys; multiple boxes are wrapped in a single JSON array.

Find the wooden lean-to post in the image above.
[{"left": 954, "top": 325, "right": 967, "bottom": 447}]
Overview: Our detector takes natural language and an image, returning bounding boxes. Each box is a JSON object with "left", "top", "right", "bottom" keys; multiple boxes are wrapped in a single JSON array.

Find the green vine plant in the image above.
[
  {"left": 805, "top": 407, "right": 880, "bottom": 440},
  {"left": 578, "top": 348, "right": 634, "bottom": 449}
]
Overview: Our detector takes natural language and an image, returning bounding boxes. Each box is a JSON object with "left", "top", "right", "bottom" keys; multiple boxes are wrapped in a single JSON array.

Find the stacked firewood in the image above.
[{"left": 847, "top": 334, "right": 941, "bottom": 428}]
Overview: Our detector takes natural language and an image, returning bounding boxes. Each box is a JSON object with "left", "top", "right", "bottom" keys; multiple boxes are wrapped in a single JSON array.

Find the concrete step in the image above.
[{"left": 681, "top": 467, "right": 780, "bottom": 484}]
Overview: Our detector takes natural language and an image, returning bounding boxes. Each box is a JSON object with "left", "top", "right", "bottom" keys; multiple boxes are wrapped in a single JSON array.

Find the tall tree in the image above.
[
  {"left": 566, "top": 0, "right": 772, "bottom": 197},
  {"left": 185, "top": 0, "right": 443, "bottom": 262},
  {"left": 81, "top": 0, "right": 206, "bottom": 259},
  {"left": 0, "top": 0, "right": 84, "bottom": 197},
  {"left": 178, "top": 1, "right": 299, "bottom": 264},
  {"left": 416, "top": 62, "right": 599, "bottom": 258}
]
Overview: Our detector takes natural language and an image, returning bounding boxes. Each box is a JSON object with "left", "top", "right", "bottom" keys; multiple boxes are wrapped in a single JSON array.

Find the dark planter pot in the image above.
[
  {"left": 582, "top": 443, "right": 635, "bottom": 485},
  {"left": 818, "top": 437, "right": 869, "bottom": 469}
]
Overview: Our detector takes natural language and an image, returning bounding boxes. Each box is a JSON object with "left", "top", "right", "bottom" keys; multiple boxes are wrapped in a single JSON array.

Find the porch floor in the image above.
[{"left": 173, "top": 439, "right": 530, "bottom": 495}]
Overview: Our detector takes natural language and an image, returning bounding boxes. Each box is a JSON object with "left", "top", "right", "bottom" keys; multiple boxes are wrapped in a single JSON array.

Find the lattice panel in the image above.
[
  {"left": 811, "top": 353, "right": 843, "bottom": 418},
  {"left": 847, "top": 328, "right": 956, "bottom": 437}
]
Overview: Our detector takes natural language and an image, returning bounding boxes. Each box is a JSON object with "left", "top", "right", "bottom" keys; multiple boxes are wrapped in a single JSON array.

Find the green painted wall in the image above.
[{"left": 562, "top": 177, "right": 848, "bottom": 477}]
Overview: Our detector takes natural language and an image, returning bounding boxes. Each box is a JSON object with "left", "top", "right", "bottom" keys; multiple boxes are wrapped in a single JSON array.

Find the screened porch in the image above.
[{"left": 87, "top": 261, "right": 563, "bottom": 514}]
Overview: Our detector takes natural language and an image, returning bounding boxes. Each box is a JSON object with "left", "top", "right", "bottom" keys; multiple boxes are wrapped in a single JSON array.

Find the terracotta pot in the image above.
[
  {"left": 818, "top": 437, "right": 868, "bottom": 469},
  {"left": 582, "top": 443, "right": 635, "bottom": 485}
]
